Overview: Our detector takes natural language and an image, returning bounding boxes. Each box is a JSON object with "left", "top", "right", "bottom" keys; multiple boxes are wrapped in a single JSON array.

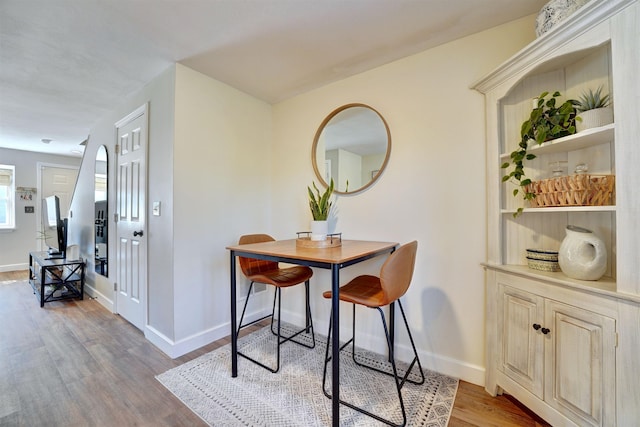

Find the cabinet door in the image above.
[
  {"left": 545, "top": 300, "right": 616, "bottom": 427},
  {"left": 498, "top": 285, "right": 545, "bottom": 398}
]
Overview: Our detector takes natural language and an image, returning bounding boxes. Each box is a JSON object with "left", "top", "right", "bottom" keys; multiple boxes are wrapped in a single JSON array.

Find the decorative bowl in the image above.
[
  {"left": 526, "top": 257, "right": 561, "bottom": 272},
  {"left": 526, "top": 249, "right": 559, "bottom": 261}
]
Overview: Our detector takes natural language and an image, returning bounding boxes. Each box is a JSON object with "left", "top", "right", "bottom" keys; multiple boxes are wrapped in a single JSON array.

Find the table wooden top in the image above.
[{"left": 227, "top": 239, "right": 398, "bottom": 264}]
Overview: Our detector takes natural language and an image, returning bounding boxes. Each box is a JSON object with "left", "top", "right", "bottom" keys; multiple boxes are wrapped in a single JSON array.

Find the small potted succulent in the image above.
[
  {"left": 575, "top": 86, "right": 612, "bottom": 132},
  {"left": 307, "top": 178, "right": 334, "bottom": 240},
  {"left": 501, "top": 91, "right": 578, "bottom": 216}
]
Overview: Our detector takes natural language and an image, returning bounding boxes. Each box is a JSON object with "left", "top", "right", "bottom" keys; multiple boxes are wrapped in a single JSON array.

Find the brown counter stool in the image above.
[
  {"left": 321, "top": 240, "right": 424, "bottom": 427},
  {"left": 236, "top": 234, "right": 315, "bottom": 373}
]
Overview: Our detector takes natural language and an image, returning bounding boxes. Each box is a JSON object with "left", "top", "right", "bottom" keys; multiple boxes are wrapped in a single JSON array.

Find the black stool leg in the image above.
[
  {"left": 322, "top": 300, "right": 424, "bottom": 427},
  {"left": 239, "top": 282, "right": 316, "bottom": 373}
]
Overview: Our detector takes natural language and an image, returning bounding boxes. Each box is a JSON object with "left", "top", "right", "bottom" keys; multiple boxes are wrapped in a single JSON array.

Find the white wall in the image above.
[
  {"left": 270, "top": 15, "right": 537, "bottom": 384},
  {"left": 0, "top": 148, "right": 80, "bottom": 271},
  {"left": 171, "top": 64, "right": 273, "bottom": 344},
  {"left": 67, "top": 66, "right": 176, "bottom": 325},
  {"left": 20, "top": 14, "right": 538, "bottom": 386}
]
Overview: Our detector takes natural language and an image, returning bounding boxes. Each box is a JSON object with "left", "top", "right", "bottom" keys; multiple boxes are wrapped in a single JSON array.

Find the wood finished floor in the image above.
[{"left": 1, "top": 270, "right": 549, "bottom": 426}]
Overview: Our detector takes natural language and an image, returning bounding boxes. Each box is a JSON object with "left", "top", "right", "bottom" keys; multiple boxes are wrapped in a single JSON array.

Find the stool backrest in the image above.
[
  {"left": 238, "top": 234, "right": 278, "bottom": 277},
  {"left": 380, "top": 241, "right": 418, "bottom": 304}
]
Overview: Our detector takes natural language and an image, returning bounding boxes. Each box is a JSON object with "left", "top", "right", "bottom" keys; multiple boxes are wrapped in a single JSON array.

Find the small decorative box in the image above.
[{"left": 526, "top": 249, "right": 560, "bottom": 272}]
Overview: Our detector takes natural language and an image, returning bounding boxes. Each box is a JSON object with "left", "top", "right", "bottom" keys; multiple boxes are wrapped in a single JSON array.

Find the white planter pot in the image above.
[
  {"left": 310, "top": 220, "right": 328, "bottom": 241},
  {"left": 576, "top": 107, "right": 613, "bottom": 132},
  {"left": 558, "top": 225, "right": 607, "bottom": 281}
]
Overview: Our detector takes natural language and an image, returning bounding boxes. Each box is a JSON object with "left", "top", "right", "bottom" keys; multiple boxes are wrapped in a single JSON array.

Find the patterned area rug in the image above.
[{"left": 157, "top": 324, "right": 458, "bottom": 426}]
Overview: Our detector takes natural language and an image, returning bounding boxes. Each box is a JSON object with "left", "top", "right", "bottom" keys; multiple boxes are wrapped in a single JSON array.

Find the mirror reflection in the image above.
[
  {"left": 312, "top": 103, "right": 391, "bottom": 194},
  {"left": 95, "top": 145, "right": 108, "bottom": 276}
]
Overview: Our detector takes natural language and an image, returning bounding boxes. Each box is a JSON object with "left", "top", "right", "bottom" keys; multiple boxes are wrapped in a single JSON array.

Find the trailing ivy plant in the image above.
[{"left": 501, "top": 91, "right": 578, "bottom": 217}]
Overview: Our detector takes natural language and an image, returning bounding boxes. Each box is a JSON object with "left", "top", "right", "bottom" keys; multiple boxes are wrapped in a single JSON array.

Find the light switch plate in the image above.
[{"left": 153, "top": 201, "right": 161, "bottom": 216}]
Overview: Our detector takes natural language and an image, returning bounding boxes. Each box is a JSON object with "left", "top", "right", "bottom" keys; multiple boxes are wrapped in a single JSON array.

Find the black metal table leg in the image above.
[
  {"left": 230, "top": 251, "right": 238, "bottom": 377},
  {"left": 331, "top": 263, "right": 340, "bottom": 426}
]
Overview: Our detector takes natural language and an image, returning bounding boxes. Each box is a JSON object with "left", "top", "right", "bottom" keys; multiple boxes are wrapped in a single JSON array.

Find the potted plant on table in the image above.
[
  {"left": 308, "top": 178, "right": 334, "bottom": 241},
  {"left": 501, "top": 91, "right": 578, "bottom": 216},
  {"left": 575, "top": 86, "right": 612, "bottom": 132}
]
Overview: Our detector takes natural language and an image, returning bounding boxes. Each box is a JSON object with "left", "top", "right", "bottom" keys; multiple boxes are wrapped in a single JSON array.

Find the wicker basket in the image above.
[
  {"left": 525, "top": 174, "right": 615, "bottom": 207},
  {"left": 526, "top": 257, "right": 561, "bottom": 272}
]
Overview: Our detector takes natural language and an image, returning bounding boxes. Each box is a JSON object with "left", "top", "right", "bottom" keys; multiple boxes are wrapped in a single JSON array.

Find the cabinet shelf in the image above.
[
  {"left": 484, "top": 263, "right": 639, "bottom": 302},
  {"left": 501, "top": 205, "right": 615, "bottom": 214},
  {"left": 499, "top": 123, "right": 614, "bottom": 161}
]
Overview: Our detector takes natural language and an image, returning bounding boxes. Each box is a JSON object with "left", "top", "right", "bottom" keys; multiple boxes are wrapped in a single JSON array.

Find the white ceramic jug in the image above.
[{"left": 558, "top": 225, "right": 607, "bottom": 281}]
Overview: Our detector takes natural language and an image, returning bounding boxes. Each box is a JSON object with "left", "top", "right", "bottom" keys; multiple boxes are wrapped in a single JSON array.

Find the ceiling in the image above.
[{"left": 0, "top": 0, "right": 546, "bottom": 158}]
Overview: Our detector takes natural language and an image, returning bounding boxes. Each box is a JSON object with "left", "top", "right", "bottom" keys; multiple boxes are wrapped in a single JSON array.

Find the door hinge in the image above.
[
  {"left": 615, "top": 332, "right": 619, "bottom": 348},
  {"left": 114, "top": 282, "right": 117, "bottom": 292},
  {"left": 114, "top": 213, "right": 118, "bottom": 223},
  {"left": 115, "top": 144, "right": 120, "bottom": 155}
]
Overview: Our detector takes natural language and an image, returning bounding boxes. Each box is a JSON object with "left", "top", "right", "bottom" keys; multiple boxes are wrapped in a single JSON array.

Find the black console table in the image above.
[{"left": 28, "top": 251, "right": 85, "bottom": 307}]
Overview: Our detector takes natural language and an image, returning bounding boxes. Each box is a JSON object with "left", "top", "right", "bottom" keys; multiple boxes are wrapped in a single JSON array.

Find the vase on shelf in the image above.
[
  {"left": 576, "top": 106, "right": 614, "bottom": 132},
  {"left": 558, "top": 225, "right": 607, "bottom": 281}
]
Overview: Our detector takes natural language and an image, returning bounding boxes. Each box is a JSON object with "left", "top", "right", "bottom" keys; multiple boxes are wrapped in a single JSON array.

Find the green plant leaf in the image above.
[
  {"left": 307, "top": 179, "right": 334, "bottom": 220},
  {"left": 502, "top": 90, "right": 577, "bottom": 210}
]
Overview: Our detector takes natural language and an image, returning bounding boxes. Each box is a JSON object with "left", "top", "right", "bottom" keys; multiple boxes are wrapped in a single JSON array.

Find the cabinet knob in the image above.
[
  {"left": 541, "top": 327, "right": 551, "bottom": 335},
  {"left": 532, "top": 323, "right": 541, "bottom": 330}
]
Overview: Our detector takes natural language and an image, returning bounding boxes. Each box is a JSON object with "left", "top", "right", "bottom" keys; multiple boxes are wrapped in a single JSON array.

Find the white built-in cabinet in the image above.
[
  {"left": 472, "top": 0, "right": 639, "bottom": 425},
  {"left": 498, "top": 274, "right": 617, "bottom": 426}
]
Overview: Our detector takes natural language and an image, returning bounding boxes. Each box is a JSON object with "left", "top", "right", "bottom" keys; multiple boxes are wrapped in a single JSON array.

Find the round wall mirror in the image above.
[
  {"left": 312, "top": 103, "right": 391, "bottom": 194},
  {"left": 94, "top": 145, "right": 108, "bottom": 276}
]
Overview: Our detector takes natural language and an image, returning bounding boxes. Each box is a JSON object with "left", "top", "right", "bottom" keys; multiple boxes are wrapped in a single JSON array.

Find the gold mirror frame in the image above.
[{"left": 312, "top": 103, "right": 391, "bottom": 195}]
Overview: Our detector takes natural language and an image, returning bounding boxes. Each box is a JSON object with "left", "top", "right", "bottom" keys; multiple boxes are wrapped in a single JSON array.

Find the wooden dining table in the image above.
[{"left": 227, "top": 238, "right": 398, "bottom": 426}]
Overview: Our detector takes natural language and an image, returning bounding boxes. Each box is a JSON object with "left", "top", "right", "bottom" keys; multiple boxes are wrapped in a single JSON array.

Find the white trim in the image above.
[
  {"left": 288, "top": 312, "right": 485, "bottom": 387},
  {"left": 0, "top": 263, "right": 28, "bottom": 273},
  {"left": 471, "top": 0, "right": 634, "bottom": 93},
  {"left": 145, "top": 306, "right": 272, "bottom": 359},
  {"left": 114, "top": 103, "right": 147, "bottom": 128},
  {"left": 145, "top": 324, "right": 230, "bottom": 360},
  {"left": 0, "top": 164, "right": 16, "bottom": 229},
  {"left": 84, "top": 282, "right": 114, "bottom": 313}
]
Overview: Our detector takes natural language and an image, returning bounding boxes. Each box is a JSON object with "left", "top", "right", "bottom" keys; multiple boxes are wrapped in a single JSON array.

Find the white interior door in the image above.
[
  {"left": 115, "top": 104, "right": 148, "bottom": 330},
  {"left": 38, "top": 164, "right": 79, "bottom": 250}
]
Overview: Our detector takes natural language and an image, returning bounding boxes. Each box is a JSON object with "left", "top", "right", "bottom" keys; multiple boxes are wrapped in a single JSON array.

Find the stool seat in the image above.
[
  {"left": 247, "top": 266, "right": 313, "bottom": 288},
  {"left": 322, "top": 275, "right": 385, "bottom": 307},
  {"left": 236, "top": 233, "right": 315, "bottom": 373}
]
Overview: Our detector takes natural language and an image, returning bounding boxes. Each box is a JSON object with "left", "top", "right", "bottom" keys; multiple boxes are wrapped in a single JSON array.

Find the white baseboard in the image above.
[
  {"left": 288, "top": 311, "right": 486, "bottom": 388},
  {"left": 145, "top": 307, "right": 272, "bottom": 359},
  {"left": 84, "top": 283, "right": 114, "bottom": 312},
  {"left": 0, "top": 263, "right": 28, "bottom": 273},
  {"left": 144, "top": 305, "right": 485, "bottom": 387},
  {"left": 145, "top": 323, "right": 230, "bottom": 359},
  {"left": 417, "top": 350, "right": 485, "bottom": 387}
]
